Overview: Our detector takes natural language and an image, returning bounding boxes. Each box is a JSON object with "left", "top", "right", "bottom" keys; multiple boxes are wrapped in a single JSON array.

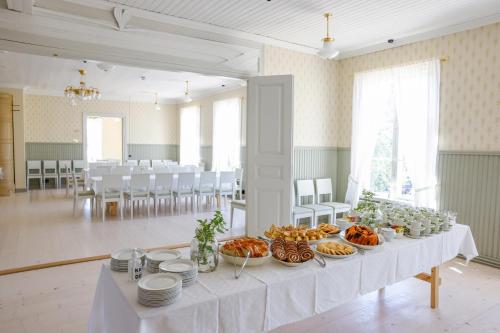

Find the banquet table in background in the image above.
[{"left": 89, "top": 224, "right": 477, "bottom": 333}]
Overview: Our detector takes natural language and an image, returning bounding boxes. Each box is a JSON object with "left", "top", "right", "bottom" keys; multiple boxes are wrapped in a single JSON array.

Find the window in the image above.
[
  {"left": 179, "top": 105, "right": 200, "bottom": 166},
  {"left": 346, "top": 60, "right": 440, "bottom": 208},
  {"left": 212, "top": 98, "right": 241, "bottom": 171}
]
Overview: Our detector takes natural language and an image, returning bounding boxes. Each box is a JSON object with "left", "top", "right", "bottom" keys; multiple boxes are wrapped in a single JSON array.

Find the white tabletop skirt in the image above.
[{"left": 89, "top": 224, "right": 477, "bottom": 333}]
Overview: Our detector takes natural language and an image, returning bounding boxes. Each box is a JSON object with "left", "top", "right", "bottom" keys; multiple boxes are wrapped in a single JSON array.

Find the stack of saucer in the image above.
[
  {"left": 110, "top": 248, "right": 146, "bottom": 272},
  {"left": 146, "top": 249, "right": 181, "bottom": 273},
  {"left": 159, "top": 259, "right": 198, "bottom": 287},
  {"left": 137, "top": 273, "right": 182, "bottom": 307}
]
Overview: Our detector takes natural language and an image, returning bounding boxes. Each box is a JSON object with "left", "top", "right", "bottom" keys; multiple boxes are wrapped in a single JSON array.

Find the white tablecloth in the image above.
[{"left": 89, "top": 224, "right": 478, "bottom": 333}]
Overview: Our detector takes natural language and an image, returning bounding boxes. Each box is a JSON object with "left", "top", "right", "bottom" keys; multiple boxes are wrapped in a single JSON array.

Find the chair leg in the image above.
[
  {"left": 90, "top": 198, "right": 94, "bottom": 218},
  {"left": 73, "top": 196, "right": 77, "bottom": 217},
  {"left": 130, "top": 198, "right": 134, "bottom": 219},
  {"left": 155, "top": 197, "right": 158, "bottom": 217},
  {"left": 102, "top": 200, "right": 105, "bottom": 222},
  {"left": 120, "top": 200, "right": 123, "bottom": 220},
  {"left": 230, "top": 206, "right": 234, "bottom": 229}
]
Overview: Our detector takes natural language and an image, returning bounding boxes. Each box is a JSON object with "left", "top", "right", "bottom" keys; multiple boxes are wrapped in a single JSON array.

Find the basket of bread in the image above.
[
  {"left": 220, "top": 237, "right": 271, "bottom": 266},
  {"left": 270, "top": 237, "right": 316, "bottom": 267},
  {"left": 339, "top": 225, "right": 383, "bottom": 250},
  {"left": 263, "top": 224, "right": 328, "bottom": 243}
]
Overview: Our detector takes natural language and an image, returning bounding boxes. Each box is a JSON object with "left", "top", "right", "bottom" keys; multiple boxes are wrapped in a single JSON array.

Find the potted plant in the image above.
[{"left": 190, "top": 210, "right": 227, "bottom": 273}]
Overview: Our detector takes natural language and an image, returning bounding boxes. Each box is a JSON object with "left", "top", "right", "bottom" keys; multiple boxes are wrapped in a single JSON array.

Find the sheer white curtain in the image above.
[
  {"left": 396, "top": 60, "right": 440, "bottom": 208},
  {"left": 212, "top": 98, "right": 241, "bottom": 171},
  {"left": 345, "top": 69, "right": 394, "bottom": 208},
  {"left": 346, "top": 60, "right": 440, "bottom": 208},
  {"left": 179, "top": 105, "right": 200, "bottom": 166}
]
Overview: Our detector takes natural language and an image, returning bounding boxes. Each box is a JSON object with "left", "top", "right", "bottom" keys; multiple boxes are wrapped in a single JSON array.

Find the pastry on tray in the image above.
[
  {"left": 264, "top": 224, "right": 327, "bottom": 242},
  {"left": 271, "top": 237, "right": 314, "bottom": 263},
  {"left": 316, "top": 241, "right": 354, "bottom": 255},
  {"left": 317, "top": 223, "right": 340, "bottom": 235},
  {"left": 221, "top": 237, "right": 269, "bottom": 258},
  {"left": 344, "top": 225, "right": 379, "bottom": 246}
]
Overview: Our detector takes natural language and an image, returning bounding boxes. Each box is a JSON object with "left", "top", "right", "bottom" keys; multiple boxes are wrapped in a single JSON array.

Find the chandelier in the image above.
[
  {"left": 183, "top": 80, "right": 192, "bottom": 103},
  {"left": 318, "top": 13, "right": 340, "bottom": 59},
  {"left": 64, "top": 69, "right": 100, "bottom": 106}
]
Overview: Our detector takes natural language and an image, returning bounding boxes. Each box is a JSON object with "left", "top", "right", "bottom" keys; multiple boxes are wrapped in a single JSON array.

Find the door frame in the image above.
[{"left": 82, "top": 112, "right": 128, "bottom": 166}]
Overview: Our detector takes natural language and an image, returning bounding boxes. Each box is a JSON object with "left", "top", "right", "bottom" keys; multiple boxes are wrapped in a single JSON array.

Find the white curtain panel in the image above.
[
  {"left": 212, "top": 98, "right": 242, "bottom": 171},
  {"left": 87, "top": 117, "right": 103, "bottom": 163},
  {"left": 345, "top": 69, "right": 394, "bottom": 207},
  {"left": 180, "top": 105, "right": 201, "bottom": 166},
  {"left": 346, "top": 60, "right": 440, "bottom": 208},
  {"left": 396, "top": 60, "right": 440, "bottom": 208}
]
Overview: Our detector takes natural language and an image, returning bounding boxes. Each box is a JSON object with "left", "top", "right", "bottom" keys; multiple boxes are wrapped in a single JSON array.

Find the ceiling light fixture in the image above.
[
  {"left": 64, "top": 69, "right": 100, "bottom": 106},
  {"left": 183, "top": 80, "right": 192, "bottom": 103},
  {"left": 318, "top": 13, "right": 339, "bottom": 59},
  {"left": 154, "top": 93, "right": 161, "bottom": 111}
]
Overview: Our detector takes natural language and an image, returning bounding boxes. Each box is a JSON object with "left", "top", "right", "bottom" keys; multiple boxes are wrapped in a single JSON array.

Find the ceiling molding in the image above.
[{"left": 338, "top": 13, "right": 500, "bottom": 60}]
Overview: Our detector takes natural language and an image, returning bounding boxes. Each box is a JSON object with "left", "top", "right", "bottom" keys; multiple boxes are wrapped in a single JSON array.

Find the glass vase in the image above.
[{"left": 190, "top": 238, "right": 218, "bottom": 273}]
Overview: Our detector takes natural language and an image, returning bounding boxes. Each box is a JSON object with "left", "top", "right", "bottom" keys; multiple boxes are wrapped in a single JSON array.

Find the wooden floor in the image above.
[
  {"left": 0, "top": 189, "right": 245, "bottom": 270},
  {"left": 0, "top": 258, "right": 499, "bottom": 333}
]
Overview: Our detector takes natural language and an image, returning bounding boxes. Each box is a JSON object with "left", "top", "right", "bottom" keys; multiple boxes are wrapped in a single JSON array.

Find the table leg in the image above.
[{"left": 431, "top": 266, "right": 439, "bottom": 309}]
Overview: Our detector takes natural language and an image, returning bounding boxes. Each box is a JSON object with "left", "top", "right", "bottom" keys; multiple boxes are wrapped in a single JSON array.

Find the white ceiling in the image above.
[
  {"left": 0, "top": 51, "right": 244, "bottom": 103},
  {"left": 104, "top": 0, "right": 500, "bottom": 56}
]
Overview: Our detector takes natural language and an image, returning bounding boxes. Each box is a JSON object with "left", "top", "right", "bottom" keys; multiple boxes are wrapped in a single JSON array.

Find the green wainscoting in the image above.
[
  {"left": 128, "top": 144, "right": 178, "bottom": 161},
  {"left": 25, "top": 142, "right": 83, "bottom": 160},
  {"left": 336, "top": 148, "right": 500, "bottom": 268}
]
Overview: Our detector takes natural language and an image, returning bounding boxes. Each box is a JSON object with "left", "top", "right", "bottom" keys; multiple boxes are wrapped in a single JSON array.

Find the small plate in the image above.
[
  {"left": 138, "top": 273, "right": 182, "bottom": 291},
  {"left": 146, "top": 249, "right": 181, "bottom": 262},
  {"left": 159, "top": 259, "right": 196, "bottom": 273},
  {"left": 111, "top": 248, "right": 146, "bottom": 261}
]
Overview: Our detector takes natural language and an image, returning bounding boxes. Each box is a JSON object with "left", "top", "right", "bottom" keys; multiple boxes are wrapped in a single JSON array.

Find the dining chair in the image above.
[
  {"left": 295, "top": 179, "right": 334, "bottom": 227},
  {"left": 139, "top": 160, "right": 151, "bottom": 168},
  {"left": 151, "top": 160, "right": 163, "bottom": 167},
  {"left": 125, "top": 160, "right": 138, "bottom": 166},
  {"left": 111, "top": 166, "right": 132, "bottom": 176},
  {"left": 314, "top": 178, "right": 351, "bottom": 225},
  {"left": 292, "top": 183, "right": 314, "bottom": 227},
  {"left": 124, "top": 174, "right": 150, "bottom": 219},
  {"left": 216, "top": 171, "right": 236, "bottom": 207},
  {"left": 72, "top": 172, "right": 94, "bottom": 217},
  {"left": 195, "top": 171, "right": 217, "bottom": 208},
  {"left": 66, "top": 166, "right": 86, "bottom": 198},
  {"left": 26, "top": 160, "right": 43, "bottom": 190},
  {"left": 150, "top": 173, "right": 174, "bottom": 216},
  {"left": 43, "top": 160, "right": 59, "bottom": 189},
  {"left": 96, "top": 174, "right": 124, "bottom": 222},
  {"left": 230, "top": 199, "right": 246, "bottom": 228},
  {"left": 58, "top": 160, "right": 72, "bottom": 189},
  {"left": 173, "top": 172, "right": 195, "bottom": 213},
  {"left": 72, "top": 160, "right": 85, "bottom": 176},
  {"left": 234, "top": 168, "right": 244, "bottom": 200}
]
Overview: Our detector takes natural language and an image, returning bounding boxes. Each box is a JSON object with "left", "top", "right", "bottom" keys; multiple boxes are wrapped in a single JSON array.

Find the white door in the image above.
[{"left": 246, "top": 75, "right": 294, "bottom": 236}]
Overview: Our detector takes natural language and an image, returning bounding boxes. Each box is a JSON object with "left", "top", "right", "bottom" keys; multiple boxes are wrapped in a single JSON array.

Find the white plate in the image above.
[
  {"left": 312, "top": 243, "right": 358, "bottom": 259},
  {"left": 271, "top": 256, "right": 310, "bottom": 267},
  {"left": 339, "top": 231, "right": 383, "bottom": 250},
  {"left": 146, "top": 249, "right": 181, "bottom": 262},
  {"left": 111, "top": 248, "right": 146, "bottom": 261},
  {"left": 138, "top": 273, "right": 182, "bottom": 291},
  {"left": 220, "top": 252, "right": 272, "bottom": 267},
  {"left": 159, "top": 259, "right": 196, "bottom": 273}
]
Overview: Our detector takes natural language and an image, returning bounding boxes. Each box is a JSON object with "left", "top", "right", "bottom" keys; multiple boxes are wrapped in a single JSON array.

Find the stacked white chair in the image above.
[
  {"left": 58, "top": 160, "right": 72, "bottom": 189},
  {"left": 96, "top": 174, "right": 124, "bottom": 222},
  {"left": 26, "top": 160, "right": 43, "bottom": 190},
  {"left": 195, "top": 171, "right": 217, "bottom": 208},
  {"left": 151, "top": 160, "right": 163, "bottom": 167},
  {"left": 173, "top": 172, "right": 195, "bottom": 213},
  {"left": 139, "top": 160, "right": 151, "bottom": 168},
  {"left": 124, "top": 174, "right": 150, "bottom": 219},
  {"left": 216, "top": 171, "right": 236, "bottom": 207},
  {"left": 73, "top": 160, "right": 85, "bottom": 176},
  {"left": 150, "top": 173, "right": 174, "bottom": 216},
  {"left": 43, "top": 160, "right": 59, "bottom": 188},
  {"left": 295, "top": 179, "right": 334, "bottom": 227},
  {"left": 112, "top": 166, "right": 132, "bottom": 176},
  {"left": 72, "top": 172, "right": 94, "bottom": 217},
  {"left": 125, "top": 160, "right": 138, "bottom": 166},
  {"left": 314, "top": 178, "right": 351, "bottom": 224}
]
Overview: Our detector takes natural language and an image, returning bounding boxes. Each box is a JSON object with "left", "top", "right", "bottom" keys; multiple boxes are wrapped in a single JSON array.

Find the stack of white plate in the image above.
[
  {"left": 110, "top": 248, "right": 146, "bottom": 272},
  {"left": 146, "top": 249, "right": 181, "bottom": 273},
  {"left": 159, "top": 259, "right": 198, "bottom": 287},
  {"left": 137, "top": 273, "right": 182, "bottom": 307}
]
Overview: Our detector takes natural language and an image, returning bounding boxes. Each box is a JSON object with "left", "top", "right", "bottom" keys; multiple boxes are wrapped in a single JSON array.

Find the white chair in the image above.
[
  {"left": 151, "top": 160, "right": 163, "bottom": 167},
  {"left": 112, "top": 166, "right": 132, "bottom": 176},
  {"left": 124, "top": 174, "right": 150, "bottom": 219},
  {"left": 195, "top": 171, "right": 217, "bottom": 208},
  {"left": 292, "top": 183, "right": 314, "bottom": 227},
  {"left": 73, "top": 160, "right": 85, "bottom": 176},
  {"left": 139, "top": 160, "right": 151, "bottom": 167},
  {"left": 230, "top": 199, "right": 246, "bottom": 228},
  {"left": 173, "top": 172, "right": 195, "bottom": 213},
  {"left": 296, "top": 179, "right": 333, "bottom": 227},
  {"left": 26, "top": 160, "right": 43, "bottom": 190},
  {"left": 66, "top": 166, "right": 86, "bottom": 197},
  {"left": 96, "top": 174, "right": 124, "bottom": 222},
  {"left": 58, "top": 160, "right": 72, "bottom": 189},
  {"left": 72, "top": 173, "right": 94, "bottom": 217},
  {"left": 150, "top": 173, "right": 174, "bottom": 216},
  {"left": 43, "top": 160, "right": 59, "bottom": 189},
  {"left": 125, "top": 160, "right": 138, "bottom": 166},
  {"left": 216, "top": 171, "right": 236, "bottom": 207},
  {"left": 234, "top": 168, "right": 244, "bottom": 200},
  {"left": 315, "top": 178, "right": 351, "bottom": 224}
]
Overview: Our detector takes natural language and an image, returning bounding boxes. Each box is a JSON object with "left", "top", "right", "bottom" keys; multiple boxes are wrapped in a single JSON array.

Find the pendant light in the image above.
[
  {"left": 183, "top": 80, "right": 192, "bottom": 103},
  {"left": 318, "top": 13, "right": 339, "bottom": 59},
  {"left": 154, "top": 92, "right": 160, "bottom": 111}
]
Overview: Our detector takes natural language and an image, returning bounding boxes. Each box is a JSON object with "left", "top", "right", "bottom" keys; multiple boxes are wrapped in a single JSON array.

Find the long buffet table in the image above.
[{"left": 89, "top": 224, "right": 477, "bottom": 333}]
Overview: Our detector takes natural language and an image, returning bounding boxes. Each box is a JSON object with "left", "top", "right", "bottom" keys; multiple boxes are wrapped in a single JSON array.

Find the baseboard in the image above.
[{"left": 15, "top": 188, "right": 27, "bottom": 193}]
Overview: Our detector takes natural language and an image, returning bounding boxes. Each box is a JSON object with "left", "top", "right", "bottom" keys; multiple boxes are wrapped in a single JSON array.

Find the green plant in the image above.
[
  {"left": 194, "top": 210, "right": 227, "bottom": 265},
  {"left": 354, "top": 190, "right": 378, "bottom": 213}
]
